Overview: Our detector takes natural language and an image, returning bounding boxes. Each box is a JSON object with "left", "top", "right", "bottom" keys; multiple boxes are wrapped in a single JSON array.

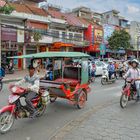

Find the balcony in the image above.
[{"left": 52, "top": 37, "right": 90, "bottom": 47}]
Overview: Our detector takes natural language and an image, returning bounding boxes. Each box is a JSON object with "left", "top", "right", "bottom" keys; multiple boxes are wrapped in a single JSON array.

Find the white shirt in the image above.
[
  {"left": 15, "top": 74, "right": 40, "bottom": 93},
  {"left": 124, "top": 68, "right": 140, "bottom": 79}
]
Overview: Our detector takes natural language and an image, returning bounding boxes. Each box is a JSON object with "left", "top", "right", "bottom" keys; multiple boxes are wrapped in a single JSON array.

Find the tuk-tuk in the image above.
[{"left": 11, "top": 52, "right": 90, "bottom": 109}]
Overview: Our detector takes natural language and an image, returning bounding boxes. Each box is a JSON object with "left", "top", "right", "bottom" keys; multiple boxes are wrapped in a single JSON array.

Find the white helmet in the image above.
[
  {"left": 109, "top": 60, "right": 113, "bottom": 63},
  {"left": 131, "top": 59, "right": 139, "bottom": 65}
]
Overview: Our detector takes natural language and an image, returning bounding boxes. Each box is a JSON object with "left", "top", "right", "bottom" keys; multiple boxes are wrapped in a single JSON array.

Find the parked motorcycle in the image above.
[
  {"left": 101, "top": 68, "right": 116, "bottom": 85},
  {"left": 5, "top": 65, "right": 15, "bottom": 74},
  {"left": 120, "top": 79, "right": 136, "bottom": 108},
  {"left": 0, "top": 85, "right": 49, "bottom": 134}
]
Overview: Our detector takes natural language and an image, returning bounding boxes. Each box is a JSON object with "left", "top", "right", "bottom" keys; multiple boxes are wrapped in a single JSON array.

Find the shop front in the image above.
[{"left": 1, "top": 27, "right": 19, "bottom": 69}]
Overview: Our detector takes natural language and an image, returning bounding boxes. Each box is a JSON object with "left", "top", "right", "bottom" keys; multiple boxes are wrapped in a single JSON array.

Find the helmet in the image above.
[
  {"left": 109, "top": 60, "right": 113, "bottom": 63},
  {"left": 131, "top": 59, "right": 139, "bottom": 65}
]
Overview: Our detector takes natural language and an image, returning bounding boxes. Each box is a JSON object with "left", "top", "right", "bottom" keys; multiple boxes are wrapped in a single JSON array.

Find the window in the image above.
[
  {"left": 52, "top": 30, "right": 59, "bottom": 38},
  {"left": 69, "top": 33, "right": 73, "bottom": 40},
  {"left": 62, "top": 32, "right": 66, "bottom": 39},
  {"left": 74, "top": 34, "right": 82, "bottom": 41}
]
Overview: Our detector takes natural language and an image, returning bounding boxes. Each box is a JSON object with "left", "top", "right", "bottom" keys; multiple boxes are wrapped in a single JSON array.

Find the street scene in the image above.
[{"left": 0, "top": 0, "right": 140, "bottom": 140}]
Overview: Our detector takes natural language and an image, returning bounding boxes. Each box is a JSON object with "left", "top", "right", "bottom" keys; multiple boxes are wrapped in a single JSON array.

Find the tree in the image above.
[
  {"left": 32, "top": 31, "right": 42, "bottom": 42},
  {"left": 108, "top": 29, "right": 132, "bottom": 50},
  {"left": 0, "top": 4, "right": 14, "bottom": 14}
]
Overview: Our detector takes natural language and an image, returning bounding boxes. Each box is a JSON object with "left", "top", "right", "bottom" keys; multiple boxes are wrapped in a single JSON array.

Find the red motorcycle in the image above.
[
  {"left": 120, "top": 79, "right": 137, "bottom": 108},
  {"left": 0, "top": 85, "right": 49, "bottom": 134}
]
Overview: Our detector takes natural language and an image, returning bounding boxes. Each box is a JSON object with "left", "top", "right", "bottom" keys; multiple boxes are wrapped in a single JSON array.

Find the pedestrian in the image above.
[{"left": 118, "top": 62, "right": 124, "bottom": 77}]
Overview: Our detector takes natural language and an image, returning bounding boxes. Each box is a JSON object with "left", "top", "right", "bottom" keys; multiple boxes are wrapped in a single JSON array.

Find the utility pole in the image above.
[
  {"left": 137, "top": 36, "right": 140, "bottom": 59},
  {"left": 0, "top": 19, "right": 1, "bottom": 68},
  {"left": 136, "top": 22, "right": 140, "bottom": 59}
]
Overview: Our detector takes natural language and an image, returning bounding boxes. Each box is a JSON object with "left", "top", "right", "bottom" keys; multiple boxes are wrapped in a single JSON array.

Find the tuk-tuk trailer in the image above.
[{"left": 12, "top": 52, "right": 90, "bottom": 109}]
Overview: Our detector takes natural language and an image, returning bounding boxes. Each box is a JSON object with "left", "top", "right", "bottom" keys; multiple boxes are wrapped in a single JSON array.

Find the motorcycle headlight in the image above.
[{"left": 11, "top": 87, "right": 17, "bottom": 93}]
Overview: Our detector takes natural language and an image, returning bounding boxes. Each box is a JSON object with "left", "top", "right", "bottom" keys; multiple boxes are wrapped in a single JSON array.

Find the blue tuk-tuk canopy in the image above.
[{"left": 8, "top": 52, "right": 90, "bottom": 59}]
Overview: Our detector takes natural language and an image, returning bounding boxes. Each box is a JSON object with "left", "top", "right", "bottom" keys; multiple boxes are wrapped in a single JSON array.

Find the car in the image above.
[{"left": 95, "top": 61, "right": 108, "bottom": 76}]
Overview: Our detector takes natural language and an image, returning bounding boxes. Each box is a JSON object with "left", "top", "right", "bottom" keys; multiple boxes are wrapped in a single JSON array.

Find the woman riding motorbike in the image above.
[{"left": 123, "top": 59, "right": 140, "bottom": 102}]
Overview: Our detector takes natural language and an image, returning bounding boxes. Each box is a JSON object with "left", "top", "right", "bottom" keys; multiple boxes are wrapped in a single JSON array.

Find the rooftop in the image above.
[{"left": 9, "top": 3, "right": 48, "bottom": 17}]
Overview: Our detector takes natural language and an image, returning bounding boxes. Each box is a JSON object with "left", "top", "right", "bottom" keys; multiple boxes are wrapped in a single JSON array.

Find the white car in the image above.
[{"left": 95, "top": 61, "right": 108, "bottom": 76}]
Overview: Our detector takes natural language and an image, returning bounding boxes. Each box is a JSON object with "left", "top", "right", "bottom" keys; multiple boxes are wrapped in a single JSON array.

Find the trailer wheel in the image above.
[{"left": 77, "top": 90, "right": 86, "bottom": 109}]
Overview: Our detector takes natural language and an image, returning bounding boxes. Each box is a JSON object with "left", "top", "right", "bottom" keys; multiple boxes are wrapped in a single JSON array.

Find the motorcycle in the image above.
[
  {"left": 120, "top": 79, "right": 136, "bottom": 108},
  {"left": 101, "top": 68, "right": 116, "bottom": 85},
  {"left": 5, "top": 65, "right": 14, "bottom": 74},
  {"left": 0, "top": 85, "right": 50, "bottom": 134}
]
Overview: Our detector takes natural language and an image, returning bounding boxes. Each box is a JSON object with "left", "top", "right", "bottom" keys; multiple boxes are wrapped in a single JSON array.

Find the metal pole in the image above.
[
  {"left": 137, "top": 36, "right": 139, "bottom": 59},
  {"left": 0, "top": 19, "right": 1, "bottom": 68}
]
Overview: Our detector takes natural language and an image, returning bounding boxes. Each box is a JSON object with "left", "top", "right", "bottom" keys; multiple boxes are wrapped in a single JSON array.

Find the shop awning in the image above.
[
  {"left": 106, "top": 49, "right": 126, "bottom": 54},
  {"left": 53, "top": 42, "right": 73, "bottom": 48}
]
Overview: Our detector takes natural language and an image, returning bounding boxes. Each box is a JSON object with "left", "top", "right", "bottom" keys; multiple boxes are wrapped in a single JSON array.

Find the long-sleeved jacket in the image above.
[
  {"left": 107, "top": 64, "right": 115, "bottom": 72},
  {"left": 15, "top": 74, "right": 40, "bottom": 93}
]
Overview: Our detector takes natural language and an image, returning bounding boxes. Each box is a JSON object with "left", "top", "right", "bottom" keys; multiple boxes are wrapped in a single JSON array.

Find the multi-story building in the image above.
[
  {"left": 102, "top": 10, "right": 120, "bottom": 26},
  {"left": 130, "top": 21, "right": 140, "bottom": 56},
  {"left": 71, "top": 6, "right": 102, "bottom": 25},
  {"left": 70, "top": 6, "right": 103, "bottom": 56},
  {"left": 45, "top": 5, "right": 89, "bottom": 52}
]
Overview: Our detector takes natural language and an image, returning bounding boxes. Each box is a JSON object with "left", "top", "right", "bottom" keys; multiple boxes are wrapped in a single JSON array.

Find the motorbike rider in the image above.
[
  {"left": 123, "top": 59, "right": 140, "bottom": 101},
  {"left": 15, "top": 65, "right": 40, "bottom": 117},
  {"left": 107, "top": 60, "right": 115, "bottom": 79}
]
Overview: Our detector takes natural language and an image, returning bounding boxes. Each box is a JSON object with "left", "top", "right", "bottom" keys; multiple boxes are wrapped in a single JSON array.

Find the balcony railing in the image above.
[{"left": 52, "top": 37, "right": 90, "bottom": 47}]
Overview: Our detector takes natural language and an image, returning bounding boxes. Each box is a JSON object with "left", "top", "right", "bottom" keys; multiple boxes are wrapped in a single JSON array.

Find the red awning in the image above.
[
  {"left": 53, "top": 42, "right": 73, "bottom": 48},
  {"left": 85, "top": 44, "right": 100, "bottom": 52}
]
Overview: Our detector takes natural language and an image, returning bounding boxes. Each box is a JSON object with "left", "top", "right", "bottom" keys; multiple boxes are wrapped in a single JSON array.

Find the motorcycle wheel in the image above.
[
  {"left": 101, "top": 78, "right": 106, "bottom": 85},
  {"left": 120, "top": 94, "right": 129, "bottom": 108},
  {"left": 0, "top": 81, "right": 3, "bottom": 91},
  {"left": 0, "top": 111, "right": 15, "bottom": 134},
  {"left": 36, "top": 104, "right": 46, "bottom": 117}
]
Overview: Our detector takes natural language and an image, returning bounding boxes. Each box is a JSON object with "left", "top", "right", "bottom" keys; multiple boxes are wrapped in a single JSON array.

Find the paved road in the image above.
[{"left": 0, "top": 78, "right": 124, "bottom": 140}]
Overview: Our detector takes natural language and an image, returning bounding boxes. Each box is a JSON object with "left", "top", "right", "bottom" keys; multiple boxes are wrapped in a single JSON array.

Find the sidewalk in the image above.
[{"left": 3, "top": 70, "right": 45, "bottom": 83}]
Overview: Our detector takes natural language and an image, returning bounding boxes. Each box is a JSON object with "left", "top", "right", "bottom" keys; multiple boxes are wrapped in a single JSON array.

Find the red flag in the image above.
[{"left": 0, "top": 0, "right": 6, "bottom": 7}]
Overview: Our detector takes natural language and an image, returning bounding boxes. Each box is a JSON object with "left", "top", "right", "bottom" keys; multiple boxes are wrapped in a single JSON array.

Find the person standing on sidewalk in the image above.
[{"left": 123, "top": 59, "right": 140, "bottom": 102}]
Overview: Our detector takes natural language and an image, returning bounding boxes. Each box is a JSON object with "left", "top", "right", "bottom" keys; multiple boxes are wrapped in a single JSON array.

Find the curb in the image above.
[{"left": 3, "top": 78, "right": 22, "bottom": 83}]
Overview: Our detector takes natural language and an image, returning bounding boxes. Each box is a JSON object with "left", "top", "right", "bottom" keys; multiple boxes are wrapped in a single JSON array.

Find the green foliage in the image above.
[
  {"left": 32, "top": 32, "right": 42, "bottom": 42},
  {"left": 0, "top": 5, "right": 14, "bottom": 14},
  {"left": 108, "top": 30, "right": 132, "bottom": 50}
]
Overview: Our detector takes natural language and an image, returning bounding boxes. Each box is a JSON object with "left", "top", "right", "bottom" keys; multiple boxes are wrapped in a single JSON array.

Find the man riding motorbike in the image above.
[
  {"left": 15, "top": 65, "right": 40, "bottom": 117},
  {"left": 107, "top": 60, "right": 115, "bottom": 80},
  {"left": 123, "top": 59, "right": 140, "bottom": 102}
]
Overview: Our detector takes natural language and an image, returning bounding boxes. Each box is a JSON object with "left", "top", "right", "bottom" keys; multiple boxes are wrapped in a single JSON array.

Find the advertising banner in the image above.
[
  {"left": 94, "top": 29, "right": 103, "bottom": 43},
  {"left": 17, "top": 30, "right": 24, "bottom": 43},
  {"left": 1, "top": 27, "right": 17, "bottom": 41},
  {"left": 103, "top": 24, "right": 115, "bottom": 43}
]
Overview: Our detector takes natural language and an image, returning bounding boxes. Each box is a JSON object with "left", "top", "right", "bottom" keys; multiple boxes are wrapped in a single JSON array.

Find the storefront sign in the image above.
[
  {"left": 103, "top": 24, "right": 115, "bottom": 43},
  {"left": 94, "top": 29, "right": 103, "bottom": 43},
  {"left": 1, "top": 27, "right": 17, "bottom": 41},
  {"left": 17, "top": 30, "right": 24, "bottom": 43},
  {"left": 100, "top": 44, "right": 106, "bottom": 55}
]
